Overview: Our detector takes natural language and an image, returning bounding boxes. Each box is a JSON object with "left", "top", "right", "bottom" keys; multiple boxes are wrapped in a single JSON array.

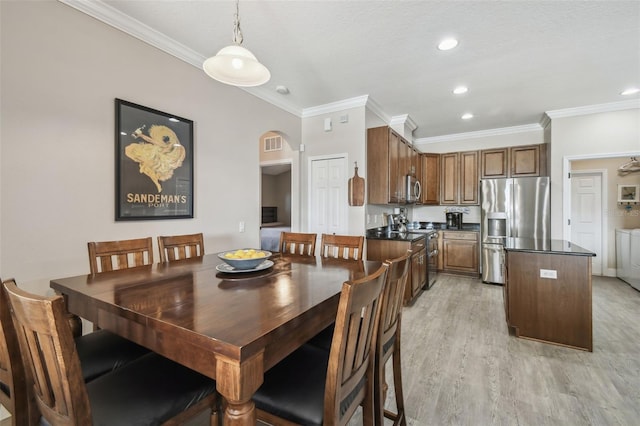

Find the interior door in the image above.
[
  {"left": 571, "top": 172, "right": 603, "bottom": 275},
  {"left": 310, "top": 157, "right": 347, "bottom": 242}
]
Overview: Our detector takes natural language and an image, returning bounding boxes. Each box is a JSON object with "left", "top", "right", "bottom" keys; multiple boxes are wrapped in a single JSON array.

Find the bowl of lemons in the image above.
[{"left": 218, "top": 249, "right": 272, "bottom": 270}]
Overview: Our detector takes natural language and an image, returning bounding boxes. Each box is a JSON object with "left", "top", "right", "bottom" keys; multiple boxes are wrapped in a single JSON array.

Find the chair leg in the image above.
[
  {"left": 389, "top": 343, "right": 407, "bottom": 426},
  {"left": 374, "top": 357, "right": 386, "bottom": 426}
]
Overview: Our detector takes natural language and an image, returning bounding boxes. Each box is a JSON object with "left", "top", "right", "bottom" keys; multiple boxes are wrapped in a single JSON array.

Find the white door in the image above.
[
  {"left": 310, "top": 157, "right": 347, "bottom": 240},
  {"left": 571, "top": 172, "right": 603, "bottom": 274}
]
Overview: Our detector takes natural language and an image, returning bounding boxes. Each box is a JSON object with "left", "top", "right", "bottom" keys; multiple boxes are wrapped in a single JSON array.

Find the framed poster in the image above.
[{"left": 115, "top": 99, "right": 194, "bottom": 220}]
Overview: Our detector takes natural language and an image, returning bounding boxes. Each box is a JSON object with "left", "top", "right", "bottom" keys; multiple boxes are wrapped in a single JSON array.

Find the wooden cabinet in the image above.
[
  {"left": 480, "top": 148, "right": 509, "bottom": 178},
  {"left": 420, "top": 153, "right": 440, "bottom": 205},
  {"left": 366, "top": 236, "right": 426, "bottom": 305},
  {"left": 480, "top": 144, "right": 548, "bottom": 179},
  {"left": 367, "top": 126, "right": 416, "bottom": 204},
  {"left": 505, "top": 250, "right": 592, "bottom": 351},
  {"left": 440, "top": 151, "right": 479, "bottom": 205},
  {"left": 441, "top": 231, "right": 479, "bottom": 276}
]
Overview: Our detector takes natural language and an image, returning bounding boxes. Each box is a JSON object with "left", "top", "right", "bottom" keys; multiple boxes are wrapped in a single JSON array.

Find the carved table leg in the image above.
[{"left": 216, "top": 351, "right": 264, "bottom": 426}]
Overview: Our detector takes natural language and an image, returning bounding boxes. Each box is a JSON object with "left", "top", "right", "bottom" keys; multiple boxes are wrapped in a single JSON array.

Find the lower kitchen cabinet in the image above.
[
  {"left": 440, "top": 231, "right": 479, "bottom": 276},
  {"left": 366, "top": 236, "right": 426, "bottom": 305}
]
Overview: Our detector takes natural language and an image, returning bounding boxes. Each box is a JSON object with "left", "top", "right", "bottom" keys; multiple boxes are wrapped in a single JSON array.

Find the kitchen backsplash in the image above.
[{"left": 365, "top": 204, "right": 481, "bottom": 228}]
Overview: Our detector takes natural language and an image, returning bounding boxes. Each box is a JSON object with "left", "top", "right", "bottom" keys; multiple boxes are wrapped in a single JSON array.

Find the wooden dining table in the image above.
[{"left": 50, "top": 253, "right": 382, "bottom": 425}]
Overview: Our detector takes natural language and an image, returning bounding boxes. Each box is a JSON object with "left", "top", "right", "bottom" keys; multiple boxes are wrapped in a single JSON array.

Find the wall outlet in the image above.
[
  {"left": 366, "top": 214, "right": 370, "bottom": 224},
  {"left": 540, "top": 269, "right": 557, "bottom": 279},
  {"left": 239, "top": 221, "right": 245, "bottom": 233}
]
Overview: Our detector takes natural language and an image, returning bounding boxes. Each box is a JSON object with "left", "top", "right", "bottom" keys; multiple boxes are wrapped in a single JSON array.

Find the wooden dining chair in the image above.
[
  {"left": 3, "top": 280, "right": 219, "bottom": 426},
  {"left": 2, "top": 278, "right": 149, "bottom": 383},
  {"left": 320, "top": 233, "right": 365, "bottom": 260},
  {"left": 253, "top": 263, "right": 389, "bottom": 426},
  {"left": 158, "top": 233, "right": 204, "bottom": 263},
  {"left": 279, "top": 231, "right": 317, "bottom": 256},
  {"left": 88, "top": 237, "right": 154, "bottom": 274},
  {"left": 375, "top": 251, "right": 412, "bottom": 426},
  {"left": 0, "top": 278, "right": 38, "bottom": 426}
]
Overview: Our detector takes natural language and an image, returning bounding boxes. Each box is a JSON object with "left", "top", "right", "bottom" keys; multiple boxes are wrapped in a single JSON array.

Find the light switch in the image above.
[
  {"left": 324, "top": 117, "right": 332, "bottom": 131},
  {"left": 239, "top": 221, "right": 245, "bottom": 233}
]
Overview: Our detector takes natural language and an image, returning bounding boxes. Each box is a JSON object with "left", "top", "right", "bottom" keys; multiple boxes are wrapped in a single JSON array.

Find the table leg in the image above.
[{"left": 216, "top": 351, "right": 264, "bottom": 426}]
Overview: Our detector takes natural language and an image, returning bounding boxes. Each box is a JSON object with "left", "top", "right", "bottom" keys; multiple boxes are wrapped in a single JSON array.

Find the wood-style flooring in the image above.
[{"left": 349, "top": 274, "right": 640, "bottom": 425}]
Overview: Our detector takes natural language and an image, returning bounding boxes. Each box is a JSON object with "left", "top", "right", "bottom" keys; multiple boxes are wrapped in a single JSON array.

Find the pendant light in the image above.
[{"left": 203, "top": 0, "right": 270, "bottom": 87}]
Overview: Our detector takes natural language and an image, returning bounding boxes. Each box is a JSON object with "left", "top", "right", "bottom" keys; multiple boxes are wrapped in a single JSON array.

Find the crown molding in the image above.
[
  {"left": 389, "top": 114, "right": 418, "bottom": 132},
  {"left": 59, "top": 0, "right": 204, "bottom": 67},
  {"left": 545, "top": 99, "right": 640, "bottom": 118},
  {"left": 364, "top": 97, "right": 390, "bottom": 124},
  {"left": 415, "top": 123, "right": 543, "bottom": 144},
  {"left": 301, "top": 95, "right": 369, "bottom": 118}
]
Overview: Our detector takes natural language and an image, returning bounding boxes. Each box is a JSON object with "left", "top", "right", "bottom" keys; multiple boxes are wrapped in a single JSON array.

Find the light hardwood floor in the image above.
[
  {"left": 195, "top": 274, "right": 640, "bottom": 425},
  {"left": 350, "top": 274, "right": 640, "bottom": 425}
]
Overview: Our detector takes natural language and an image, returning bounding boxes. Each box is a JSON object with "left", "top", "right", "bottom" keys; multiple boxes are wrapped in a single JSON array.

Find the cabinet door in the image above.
[
  {"left": 398, "top": 138, "right": 411, "bottom": 202},
  {"left": 481, "top": 148, "right": 508, "bottom": 179},
  {"left": 443, "top": 239, "right": 479, "bottom": 274},
  {"left": 366, "top": 127, "right": 389, "bottom": 204},
  {"left": 459, "top": 151, "right": 479, "bottom": 205},
  {"left": 410, "top": 247, "right": 426, "bottom": 298},
  {"left": 421, "top": 153, "right": 440, "bottom": 205},
  {"left": 388, "top": 130, "right": 401, "bottom": 203},
  {"left": 440, "top": 153, "right": 459, "bottom": 205},
  {"left": 511, "top": 145, "right": 540, "bottom": 177}
]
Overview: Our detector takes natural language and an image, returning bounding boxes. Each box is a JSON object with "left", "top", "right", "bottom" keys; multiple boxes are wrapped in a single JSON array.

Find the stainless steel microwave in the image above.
[{"left": 405, "top": 175, "right": 421, "bottom": 203}]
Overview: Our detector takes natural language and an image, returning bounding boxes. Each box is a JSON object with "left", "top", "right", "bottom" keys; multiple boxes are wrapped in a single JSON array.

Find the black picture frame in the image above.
[{"left": 115, "top": 99, "right": 194, "bottom": 220}]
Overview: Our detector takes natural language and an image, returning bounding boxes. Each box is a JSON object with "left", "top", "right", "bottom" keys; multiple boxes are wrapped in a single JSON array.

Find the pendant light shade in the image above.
[{"left": 203, "top": 0, "right": 270, "bottom": 87}]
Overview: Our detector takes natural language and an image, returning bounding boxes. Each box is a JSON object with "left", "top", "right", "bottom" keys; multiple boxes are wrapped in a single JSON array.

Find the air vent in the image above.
[{"left": 263, "top": 135, "right": 282, "bottom": 152}]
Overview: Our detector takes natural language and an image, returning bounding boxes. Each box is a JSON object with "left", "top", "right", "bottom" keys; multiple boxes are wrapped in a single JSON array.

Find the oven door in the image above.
[{"left": 424, "top": 233, "right": 438, "bottom": 289}]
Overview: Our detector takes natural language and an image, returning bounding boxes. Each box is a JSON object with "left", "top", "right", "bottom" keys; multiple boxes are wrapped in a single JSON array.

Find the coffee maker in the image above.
[{"left": 446, "top": 212, "right": 463, "bottom": 229}]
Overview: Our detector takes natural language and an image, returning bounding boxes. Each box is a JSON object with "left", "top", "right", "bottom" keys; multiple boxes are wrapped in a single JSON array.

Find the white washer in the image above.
[
  {"left": 629, "top": 229, "right": 640, "bottom": 291},
  {"left": 616, "top": 229, "right": 631, "bottom": 284}
]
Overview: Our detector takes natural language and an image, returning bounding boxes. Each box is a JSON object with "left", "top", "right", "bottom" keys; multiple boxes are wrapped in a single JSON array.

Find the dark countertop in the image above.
[
  {"left": 366, "top": 222, "right": 480, "bottom": 241},
  {"left": 504, "top": 238, "right": 595, "bottom": 256},
  {"left": 366, "top": 229, "right": 428, "bottom": 242}
]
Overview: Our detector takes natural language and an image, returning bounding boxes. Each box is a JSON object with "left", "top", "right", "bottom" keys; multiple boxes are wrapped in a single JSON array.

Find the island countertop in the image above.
[{"left": 504, "top": 238, "right": 595, "bottom": 256}]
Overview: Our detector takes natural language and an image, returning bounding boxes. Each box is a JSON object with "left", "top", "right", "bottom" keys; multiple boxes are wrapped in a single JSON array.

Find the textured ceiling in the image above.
[{"left": 73, "top": 0, "right": 639, "bottom": 140}]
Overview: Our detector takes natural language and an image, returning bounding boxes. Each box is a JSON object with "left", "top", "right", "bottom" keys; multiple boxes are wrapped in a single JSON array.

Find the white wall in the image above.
[
  {"left": 550, "top": 108, "right": 640, "bottom": 238},
  {"left": 301, "top": 106, "right": 367, "bottom": 235},
  {"left": 0, "top": 1, "right": 300, "bottom": 295},
  {"left": 261, "top": 171, "right": 291, "bottom": 224}
]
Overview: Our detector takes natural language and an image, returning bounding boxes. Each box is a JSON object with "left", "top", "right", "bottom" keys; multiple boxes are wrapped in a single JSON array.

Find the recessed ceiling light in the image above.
[
  {"left": 621, "top": 87, "right": 640, "bottom": 96},
  {"left": 453, "top": 86, "right": 468, "bottom": 95},
  {"left": 461, "top": 113, "right": 474, "bottom": 120},
  {"left": 438, "top": 38, "right": 459, "bottom": 51}
]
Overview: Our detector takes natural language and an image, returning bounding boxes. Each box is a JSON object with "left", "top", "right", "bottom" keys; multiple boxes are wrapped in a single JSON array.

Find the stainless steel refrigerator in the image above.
[{"left": 480, "top": 177, "right": 551, "bottom": 284}]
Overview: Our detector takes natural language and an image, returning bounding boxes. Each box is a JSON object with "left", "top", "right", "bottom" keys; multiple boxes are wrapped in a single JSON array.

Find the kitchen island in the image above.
[{"left": 504, "top": 238, "right": 595, "bottom": 351}]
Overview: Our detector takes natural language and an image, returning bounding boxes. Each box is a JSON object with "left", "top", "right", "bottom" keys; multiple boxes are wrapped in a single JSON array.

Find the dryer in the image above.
[
  {"left": 616, "top": 229, "right": 631, "bottom": 284},
  {"left": 629, "top": 229, "right": 640, "bottom": 291}
]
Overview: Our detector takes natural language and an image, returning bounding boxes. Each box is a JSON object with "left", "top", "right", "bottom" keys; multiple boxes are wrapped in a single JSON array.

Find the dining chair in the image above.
[
  {"left": 320, "top": 233, "right": 365, "bottom": 260},
  {"left": 374, "top": 251, "right": 412, "bottom": 426},
  {"left": 158, "top": 233, "right": 204, "bottom": 262},
  {"left": 2, "top": 278, "right": 149, "bottom": 383},
  {"left": 279, "top": 231, "right": 317, "bottom": 256},
  {"left": 3, "top": 280, "right": 219, "bottom": 426},
  {"left": 88, "top": 237, "right": 154, "bottom": 274},
  {"left": 0, "top": 278, "right": 37, "bottom": 426},
  {"left": 253, "top": 262, "right": 389, "bottom": 426}
]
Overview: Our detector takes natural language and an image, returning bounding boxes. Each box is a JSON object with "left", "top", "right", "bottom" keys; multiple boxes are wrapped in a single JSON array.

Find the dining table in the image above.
[{"left": 50, "top": 252, "right": 383, "bottom": 425}]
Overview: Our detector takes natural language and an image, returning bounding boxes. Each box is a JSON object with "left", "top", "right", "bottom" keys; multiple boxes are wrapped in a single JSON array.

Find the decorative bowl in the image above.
[{"left": 217, "top": 249, "right": 272, "bottom": 270}]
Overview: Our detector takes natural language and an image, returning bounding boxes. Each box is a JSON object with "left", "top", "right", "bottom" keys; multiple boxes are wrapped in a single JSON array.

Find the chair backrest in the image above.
[
  {"left": 0, "top": 278, "right": 38, "bottom": 426},
  {"left": 3, "top": 280, "right": 93, "bottom": 425},
  {"left": 158, "top": 233, "right": 205, "bottom": 263},
  {"left": 279, "top": 232, "right": 317, "bottom": 256},
  {"left": 378, "top": 251, "right": 411, "bottom": 363},
  {"left": 320, "top": 234, "right": 365, "bottom": 260},
  {"left": 324, "top": 263, "right": 388, "bottom": 425},
  {"left": 88, "top": 237, "right": 154, "bottom": 274}
]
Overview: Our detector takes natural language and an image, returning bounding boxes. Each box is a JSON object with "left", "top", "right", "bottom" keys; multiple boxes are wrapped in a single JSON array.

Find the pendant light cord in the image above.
[{"left": 232, "top": 0, "right": 243, "bottom": 45}]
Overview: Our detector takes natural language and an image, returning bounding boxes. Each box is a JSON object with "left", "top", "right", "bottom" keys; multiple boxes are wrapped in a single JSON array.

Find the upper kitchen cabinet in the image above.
[
  {"left": 441, "top": 151, "right": 479, "bottom": 205},
  {"left": 481, "top": 144, "right": 548, "bottom": 179},
  {"left": 421, "top": 153, "right": 440, "bottom": 205},
  {"left": 367, "top": 126, "right": 416, "bottom": 204}
]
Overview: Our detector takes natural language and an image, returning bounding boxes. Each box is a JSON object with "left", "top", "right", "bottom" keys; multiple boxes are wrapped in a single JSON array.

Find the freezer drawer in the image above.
[{"left": 482, "top": 244, "right": 504, "bottom": 284}]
